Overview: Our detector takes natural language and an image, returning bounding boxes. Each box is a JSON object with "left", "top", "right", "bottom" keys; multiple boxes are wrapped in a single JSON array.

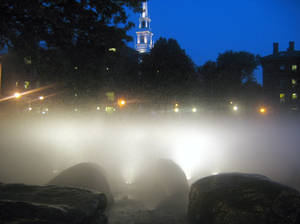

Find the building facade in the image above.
[
  {"left": 261, "top": 41, "right": 300, "bottom": 112},
  {"left": 136, "top": 1, "right": 153, "bottom": 54}
]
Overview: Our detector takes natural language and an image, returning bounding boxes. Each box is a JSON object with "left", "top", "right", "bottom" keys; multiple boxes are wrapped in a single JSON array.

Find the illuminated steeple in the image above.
[{"left": 136, "top": 1, "right": 153, "bottom": 53}]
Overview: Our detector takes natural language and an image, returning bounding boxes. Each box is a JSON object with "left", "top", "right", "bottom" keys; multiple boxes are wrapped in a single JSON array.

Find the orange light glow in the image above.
[
  {"left": 259, "top": 107, "right": 267, "bottom": 114},
  {"left": 118, "top": 99, "right": 126, "bottom": 107}
]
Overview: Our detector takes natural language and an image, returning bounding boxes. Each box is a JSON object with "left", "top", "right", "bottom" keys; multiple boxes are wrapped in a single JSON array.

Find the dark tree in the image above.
[
  {"left": 199, "top": 51, "right": 259, "bottom": 104},
  {"left": 217, "top": 51, "right": 259, "bottom": 95},
  {"left": 140, "top": 37, "right": 197, "bottom": 105},
  {"left": 0, "top": 0, "right": 144, "bottom": 97}
]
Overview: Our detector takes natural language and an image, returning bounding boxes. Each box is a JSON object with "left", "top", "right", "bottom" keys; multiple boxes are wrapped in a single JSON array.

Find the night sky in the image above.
[{"left": 127, "top": 0, "right": 300, "bottom": 84}]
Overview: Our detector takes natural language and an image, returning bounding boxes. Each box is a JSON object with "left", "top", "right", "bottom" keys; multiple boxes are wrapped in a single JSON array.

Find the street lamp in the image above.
[
  {"left": 14, "top": 92, "right": 21, "bottom": 99},
  {"left": 118, "top": 99, "right": 126, "bottom": 108},
  {"left": 39, "top": 96, "right": 44, "bottom": 100},
  {"left": 259, "top": 107, "right": 267, "bottom": 114}
]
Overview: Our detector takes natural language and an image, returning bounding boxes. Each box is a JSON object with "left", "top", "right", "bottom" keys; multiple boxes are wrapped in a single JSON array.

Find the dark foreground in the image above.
[{"left": 1, "top": 172, "right": 300, "bottom": 224}]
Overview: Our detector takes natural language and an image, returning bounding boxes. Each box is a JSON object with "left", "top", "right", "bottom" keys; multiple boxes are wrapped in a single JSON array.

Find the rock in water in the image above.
[
  {"left": 188, "top": 173, "right": 300, "bottom": 224},
  {"left": 134, "top": 159, "right": 189, "bottom": 211},
  {"left": 48, "top": 163, "right": 113, "bottom": 204},
  {"left": 0, "top": 183, "right": 107, "bottom": 224}
]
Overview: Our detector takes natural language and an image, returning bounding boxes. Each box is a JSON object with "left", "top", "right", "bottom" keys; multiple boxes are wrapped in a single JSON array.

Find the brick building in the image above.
[{"left": 261, "top": 41, "right": 300, "bottom": 113}]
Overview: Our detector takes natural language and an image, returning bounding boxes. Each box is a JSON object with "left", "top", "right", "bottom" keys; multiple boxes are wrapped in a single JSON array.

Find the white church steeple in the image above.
[{"left": 136, "top": 1, "right": 153, "bottom": 53}]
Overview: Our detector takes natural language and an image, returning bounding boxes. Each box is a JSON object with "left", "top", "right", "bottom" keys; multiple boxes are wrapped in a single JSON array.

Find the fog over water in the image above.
[{"left": 0, "top": 114, "right": 300, "bottom": 193}]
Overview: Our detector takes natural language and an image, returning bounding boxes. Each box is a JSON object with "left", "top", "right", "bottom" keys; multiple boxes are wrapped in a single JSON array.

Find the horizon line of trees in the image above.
[{"left": 0, "top": 0, "right": 264, "bottom": 108}]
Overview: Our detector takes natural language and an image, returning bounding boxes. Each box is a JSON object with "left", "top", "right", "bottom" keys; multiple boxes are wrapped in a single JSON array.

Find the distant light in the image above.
[
  {"left": 45, "top": 108, "right": 49, "bottom": 112},
  {"left": 174, "top": 108, "right": 179, "bottom": 113},
  {"left": 292, "top": 93, "right": 298, "bottom": 100},
  {"left": 212, "top": 172, "right": 219, "bottom": 176},
  {"left": 96, "top": 106, "right": 101, "bottom": 111},
  {"left": 125, "top": 180, "right": 132, "bottom": 185},
  {"left": 259, "top": 107, "right": 266, "bottom": 114},
  {"left": 28, "top": 107, "right": 32, "bottom": 111},
  {"left": 233, "top": 106, "right": 239, "bottom": 111},
  {"left": 39, "top": 96, "right": 44, "bottom": 100},
  {"left": 175, "top": 103, "right": 179, "bottom": 107},
  {"left": 41, "top": 111, "right": 46, "bottom": 115},
  {"left": 109, "top": 48, "right": 117, "bottom": 52},
  {"left": 118, "top": 99, "right": 126, "bottom": 107},
  {"left": 14, "top": 92, "right": 21, "bottom": 98},
  {"left": 230, "top": 101, "right": 233, "bottom": 105},
  {"left": 74, "top": 108, "right": 78, "bottom": 112},
  {"left": 192, "top": 107, "right": 197, "bottom": 113}
]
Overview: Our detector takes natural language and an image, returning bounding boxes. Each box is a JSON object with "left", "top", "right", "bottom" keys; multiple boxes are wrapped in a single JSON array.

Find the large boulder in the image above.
[
  {"left": 134, "top": 159, "right": 189, "bottom": 211},
  {"left": 48, "top": 163, "right": 113, "bottom": 205},
  {"left": 188, "top": 173, "right": 300, "bottom": 224},
  {"left": 0, "top": 183, "right": 107, "bottom": 224}
]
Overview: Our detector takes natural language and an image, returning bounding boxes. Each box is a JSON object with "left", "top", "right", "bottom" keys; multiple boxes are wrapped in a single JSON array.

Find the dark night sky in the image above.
[{"left": 127, "top": 0, "right": 300, "bottom": 84}]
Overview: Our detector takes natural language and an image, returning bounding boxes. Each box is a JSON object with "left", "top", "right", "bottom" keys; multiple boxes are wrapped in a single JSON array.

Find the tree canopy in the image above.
[
  {"left": 0, "top": 0, "right": 144, "bottom": 97},
  {"left": 198, "top": 51, "right": 260, "bottom": 103},
  {"left": 140, "top": 37, "right": 197, "bottom": 104}
]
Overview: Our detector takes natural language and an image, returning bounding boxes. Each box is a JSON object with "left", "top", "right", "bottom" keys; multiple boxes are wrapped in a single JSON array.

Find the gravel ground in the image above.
[{"left": 108, "top": 198, "right": 187, "bottom": 224}]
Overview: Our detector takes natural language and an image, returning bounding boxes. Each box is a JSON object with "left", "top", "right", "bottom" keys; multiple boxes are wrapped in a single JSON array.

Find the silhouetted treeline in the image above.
[{"left": 0, "top": 0, "right": 263, "bottom": 108}]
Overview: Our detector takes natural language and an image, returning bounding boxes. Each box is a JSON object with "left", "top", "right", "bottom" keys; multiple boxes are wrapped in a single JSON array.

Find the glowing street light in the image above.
[
  {"left": 96, "top": 106, "right": 101, "bottom": 111},
  {"left": 174, "top": 108, "right": 179, "bottom": 113},
  {"left": 118, "top": 99, "right": 126, "bottom": 108},
  {"left": 259, "top": 107, "right": 267, "bottom": 114},
  {"left": 233, "top": 105, "right": 239, "bottom": 112},
  {"left": 39, "top": 96, "right": 44, "bottom": 100},
  {"left": 14, "top": 92, "right": 21, "bottom": 98},
  {"left": 192, "top": 107, "right": 197, "bottom": 113}
]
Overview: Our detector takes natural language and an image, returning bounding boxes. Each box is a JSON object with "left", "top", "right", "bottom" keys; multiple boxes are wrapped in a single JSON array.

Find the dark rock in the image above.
[
  {"left": 48, "top": 163, "right": 113, "bottom": 205},
  {"left": 188, "top": 173, "right": 300, "bottom": 224},
  {"left": 0, "top": 183, "right": 107, "bottom": 224},
  {"left": 134, "top": 159, "right": 189, "bottom": 211}
]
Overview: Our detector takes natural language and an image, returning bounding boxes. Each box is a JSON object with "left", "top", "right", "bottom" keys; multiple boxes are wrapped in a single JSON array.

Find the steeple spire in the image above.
[
  {"left": 142, "top": 2, "right": 148, "bottom": 18},
  {"left": 136, "top": 1, "right": 153, "bottom": 53}
]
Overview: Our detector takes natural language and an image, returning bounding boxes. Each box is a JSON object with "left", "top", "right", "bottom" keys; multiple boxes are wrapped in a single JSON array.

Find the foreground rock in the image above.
[
  {"left": 0, "top": 183, "right": 107, "bottom": 224},
  {"left": 188, "top": 173, "right": 300, "bottom": 224},
  {"left": 48, "top": 162, "right": 113, "bottom": 205},
  {"left": 134, "top": 159, "right": 189, "bottom": 211}
]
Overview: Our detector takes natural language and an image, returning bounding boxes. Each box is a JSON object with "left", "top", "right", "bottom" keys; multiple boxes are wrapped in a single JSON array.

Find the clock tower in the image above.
[{"left": 136, "top": 1, "right": 153, "bottom": 53}]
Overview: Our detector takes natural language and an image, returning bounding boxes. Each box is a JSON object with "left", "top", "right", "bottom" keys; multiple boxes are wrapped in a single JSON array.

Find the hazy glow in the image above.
[
  {"left": 174, "top": 108, "right": 179, "bottom": 113},
  {"left": 260, "top": 107, "right": 266, "bottom": 114},
  {"left": 233, "top": 105, "right": 239, "bottom": 111},
  {"left": 192, "top": 107, "right": 197, "bottom": 113},
  {"left": 14, "top": 92, "right": 21, "bottom": 98},
  {"left": 1, "top": 114, "right": 300, "bottom": 193}
]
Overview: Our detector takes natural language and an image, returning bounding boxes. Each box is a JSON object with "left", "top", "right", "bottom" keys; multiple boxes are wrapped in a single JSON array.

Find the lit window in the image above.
[
  {"left": 292, "top": 65, "right": 298, "bottom": 71},
  {"left": 24, "top": 57, "right": 32, "bottom": 65},
  {"left": 292, "top": 79, "right": 297, "bottom": 86},
  {"left": 292, "top": 93, "right": 298, "bottom": 100},
  {"left": 109, "top": 48, "right": 117, "bottom": 52},
  {"left": 24, "top": 81, "right": 30, "bottom": 89},
  {"left": 280, "top": 93, "right": 285, "bottom": 104}
]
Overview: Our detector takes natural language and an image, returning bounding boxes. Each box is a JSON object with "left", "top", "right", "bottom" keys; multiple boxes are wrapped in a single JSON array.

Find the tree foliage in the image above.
[
  {"left": 0, "top": 0, "right": 144, "bottom": 96},
  {"left": 198, "top": 51, "right": 259, "bottom": 102},
  {"left": 140, "top": 37, "right": 197, "bottom": 103}
]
